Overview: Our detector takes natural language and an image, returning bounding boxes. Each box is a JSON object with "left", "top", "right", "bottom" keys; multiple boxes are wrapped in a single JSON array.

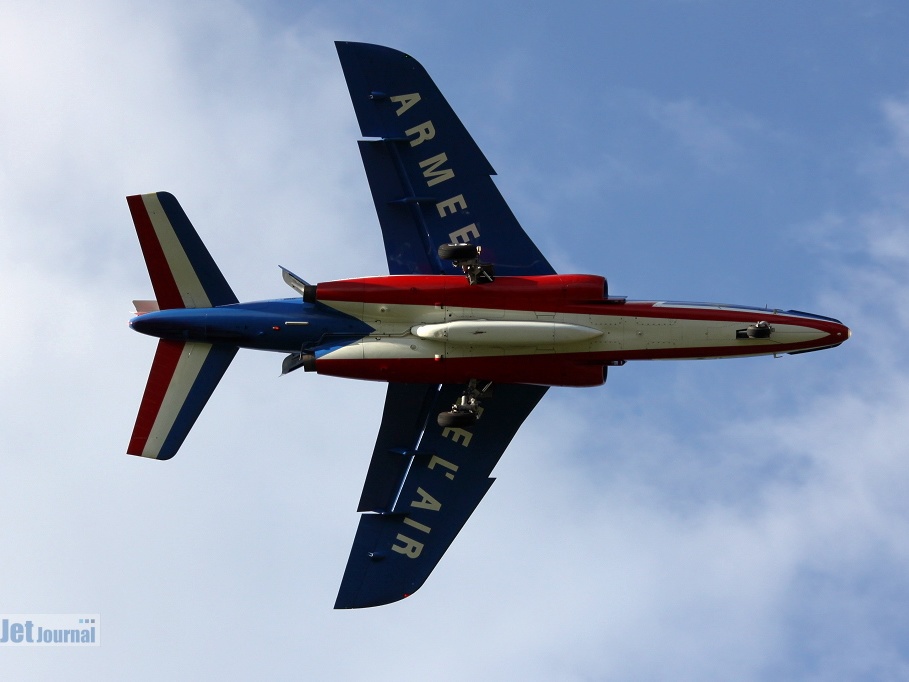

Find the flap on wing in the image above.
[
  {"left": 358, "top": 141, "right": 436, "bottom": 275},
  {"left": 335, "top": 383, "right": 548, "bottom": 609},
  {"left": 336, "top": 41, "right": 555, "bottom": 277},
  {"left": 357, "top": 383, "right": 441, "bottom": 512}
]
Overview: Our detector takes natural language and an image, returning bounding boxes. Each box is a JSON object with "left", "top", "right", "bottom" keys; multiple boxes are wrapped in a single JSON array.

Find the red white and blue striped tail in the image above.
[
  {"left": 127, "top": 191, "right": 238, "bottom": 460},
  {"left": 127, "top": 340, "right": 238, "bottom": 460},
  {"left": 127, "top": 192, "right": 237, "bottom": 310}
]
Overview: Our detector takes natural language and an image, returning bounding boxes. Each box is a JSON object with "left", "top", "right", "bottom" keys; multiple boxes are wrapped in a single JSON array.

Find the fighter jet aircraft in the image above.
[{"left": 125, "top": 42, "right": 851, "bottom": 608}]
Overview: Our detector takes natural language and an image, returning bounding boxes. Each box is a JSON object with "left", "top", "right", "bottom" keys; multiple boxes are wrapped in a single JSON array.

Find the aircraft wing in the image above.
[
  {"left": 336, "top": 41, "right": 555, "bottom": 277},
  {"left": 335, "top": 382, "right": 548, "bottom": 609}
]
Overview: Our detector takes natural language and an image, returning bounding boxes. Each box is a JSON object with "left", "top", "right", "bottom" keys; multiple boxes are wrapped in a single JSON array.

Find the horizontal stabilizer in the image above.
[
  {"left": 127, "top": 340, "right": 238, "bottom": 460},
  {"left": 128, "top": 192, "right": 238, "bottom": 309}
]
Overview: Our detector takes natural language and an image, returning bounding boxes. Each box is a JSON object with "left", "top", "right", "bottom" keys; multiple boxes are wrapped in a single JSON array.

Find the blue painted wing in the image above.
[
  {"left": 336, "top": 41, "right": 555, "bottom": 277},
  {"left": 335, "top": 382, "right": 548, "bottom": 609}
]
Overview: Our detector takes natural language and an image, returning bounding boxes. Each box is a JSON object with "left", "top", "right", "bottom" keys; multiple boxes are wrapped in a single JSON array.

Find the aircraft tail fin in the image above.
[
  {"left": 132, "top": 299, "right": 159, "bottom": 315},
  {"left": 128, "top": 340, "right": 238, "bottom": 460},
  {"left": 127, "top": 192, "right": 238, "bottom": 310}
]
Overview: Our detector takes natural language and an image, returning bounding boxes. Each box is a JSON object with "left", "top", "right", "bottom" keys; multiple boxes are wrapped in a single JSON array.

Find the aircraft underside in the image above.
[
  {"left": 307, "top": 275, "right": 848, "bottom": 386},
  {"left": 123, "top": 42, "right": 850, "bottom": 609}
]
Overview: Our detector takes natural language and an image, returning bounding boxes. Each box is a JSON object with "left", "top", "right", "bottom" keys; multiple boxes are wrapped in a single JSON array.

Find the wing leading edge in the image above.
[
  {"left": 335, "top": 382, "right": 548, "bottom": 609},
  {"left": 336, "top": 41, "right": 555, "bottom": 277}
]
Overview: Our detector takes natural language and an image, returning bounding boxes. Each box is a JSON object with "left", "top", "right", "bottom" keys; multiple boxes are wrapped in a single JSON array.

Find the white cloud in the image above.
[
  {"left": 646, "top": 96, "right": 766, "bottom": 172},
  {"left": 883, "top": 96, "right": 909, "bottom": 161}
]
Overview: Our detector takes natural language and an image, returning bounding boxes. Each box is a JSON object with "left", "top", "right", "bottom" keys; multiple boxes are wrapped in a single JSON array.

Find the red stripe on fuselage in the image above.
[
  {"left": 127, "top": 339, "right": 184, "bottom": 455},
  {"left": 316, "top": 355, "right": 607, "bottom": 386},
  {"left": 316, "top": 275, "right": 605, "bottom": 313},
  {"left": 127, "top": 194, "right": 184, "bottom": 310},
  {"left": 314, "top": 275, "right": 842, "bottom": 335},
  {"left": 314, "top": 335, "right": 841, "bottom": 387}
]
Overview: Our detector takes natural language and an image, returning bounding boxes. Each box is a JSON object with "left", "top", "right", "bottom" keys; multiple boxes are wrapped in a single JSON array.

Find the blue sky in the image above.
[{"left": 2, "top": 1, "right": 909, "bottom": 679}]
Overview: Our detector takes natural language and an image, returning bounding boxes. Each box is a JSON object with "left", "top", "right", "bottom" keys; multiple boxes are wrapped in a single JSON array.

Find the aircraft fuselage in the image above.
[{"left": 130, "top": 273, "right": 850, "bottom": 387}]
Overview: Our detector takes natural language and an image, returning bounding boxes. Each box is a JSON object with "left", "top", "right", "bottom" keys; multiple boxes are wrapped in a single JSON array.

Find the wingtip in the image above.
[{"left": 333, "top": 591, "right": 412, "bottom": 610}]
